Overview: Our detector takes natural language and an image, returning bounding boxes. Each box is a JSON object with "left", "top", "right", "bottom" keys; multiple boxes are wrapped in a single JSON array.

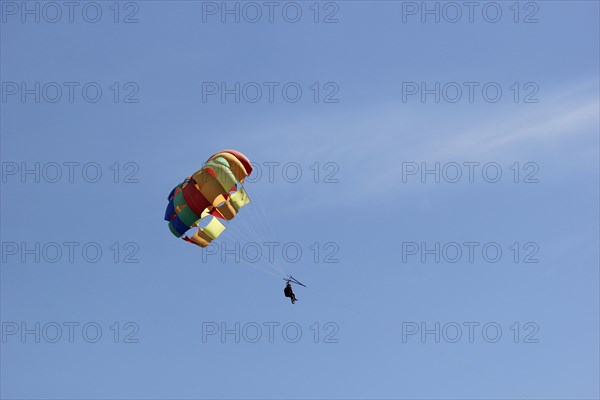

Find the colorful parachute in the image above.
[{"left": 164, "top": 150, "right": 253, "bottom": 247}]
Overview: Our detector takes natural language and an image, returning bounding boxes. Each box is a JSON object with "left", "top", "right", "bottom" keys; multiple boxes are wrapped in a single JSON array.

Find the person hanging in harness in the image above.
[{"left": 284, "top": 280, "right": 298, "bottom": 304}]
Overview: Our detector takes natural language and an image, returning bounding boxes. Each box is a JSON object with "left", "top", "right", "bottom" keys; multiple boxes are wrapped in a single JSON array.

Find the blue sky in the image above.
[{"left": 1, "top": 1, "right": 599, "bottom": 399}]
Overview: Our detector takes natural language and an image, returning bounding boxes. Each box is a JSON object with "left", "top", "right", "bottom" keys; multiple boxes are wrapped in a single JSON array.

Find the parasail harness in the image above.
[{"left": 284, "top": 275, "right": 307, "bottom": 288}]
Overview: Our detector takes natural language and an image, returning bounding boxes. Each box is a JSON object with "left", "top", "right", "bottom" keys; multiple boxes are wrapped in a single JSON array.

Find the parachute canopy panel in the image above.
[{"left": 164, "top": 149, "right": 252, "bottom": 248}]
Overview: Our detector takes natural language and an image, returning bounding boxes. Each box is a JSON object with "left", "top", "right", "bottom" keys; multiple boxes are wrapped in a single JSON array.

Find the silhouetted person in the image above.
[{"left": 284, "top": 282, "right": 297, "bottom": 304}]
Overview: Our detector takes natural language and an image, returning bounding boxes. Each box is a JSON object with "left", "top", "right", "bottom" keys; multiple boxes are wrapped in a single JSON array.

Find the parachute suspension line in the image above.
[
  {"left": 218, "top": 219, "right": 277, "bottom": 276},
  {"left": 241, "top": 190, "right": 271, "bottom": 246},
  {"left": 220, "top": 217, "right": 257, "bottom": 250},
  {"left": 237, "top": 205, "right": 266, "bottom": 243},
  {"left": 250, "top": 199, "right": 289, "bottom": 275},
  {"left": 230, "top": 184, "right": 288, "bottom": 278},
  {"left": 255, "top": 197, "right": 275, "bottom": 239},
  {"left": 217, "top": 223, "right": 283, "bottom": 279},
  {"left": 249, "top": 198, "right": 273, "bottom": 243},
  {"left": 244, "top": 201, "right": 288, "bottom": 277},
  {"left": 232, "top": 208, "right": 276, "bottom": 269},
  {"left": 221, "top": 208, "right": 286, "bottom": 278}
]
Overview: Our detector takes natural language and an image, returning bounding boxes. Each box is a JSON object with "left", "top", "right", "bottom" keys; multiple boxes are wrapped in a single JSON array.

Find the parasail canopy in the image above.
[{"left": 164, "top": 149, "right": 253, "bottom": 247}]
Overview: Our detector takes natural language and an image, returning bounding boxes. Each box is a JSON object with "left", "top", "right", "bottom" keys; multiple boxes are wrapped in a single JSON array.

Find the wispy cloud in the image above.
[
  {"left": 425, "top": 85, "right": 599, "bottom": 161},
  {"left": 248, "top": 77, "right": 599, "bottom": 211}
]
